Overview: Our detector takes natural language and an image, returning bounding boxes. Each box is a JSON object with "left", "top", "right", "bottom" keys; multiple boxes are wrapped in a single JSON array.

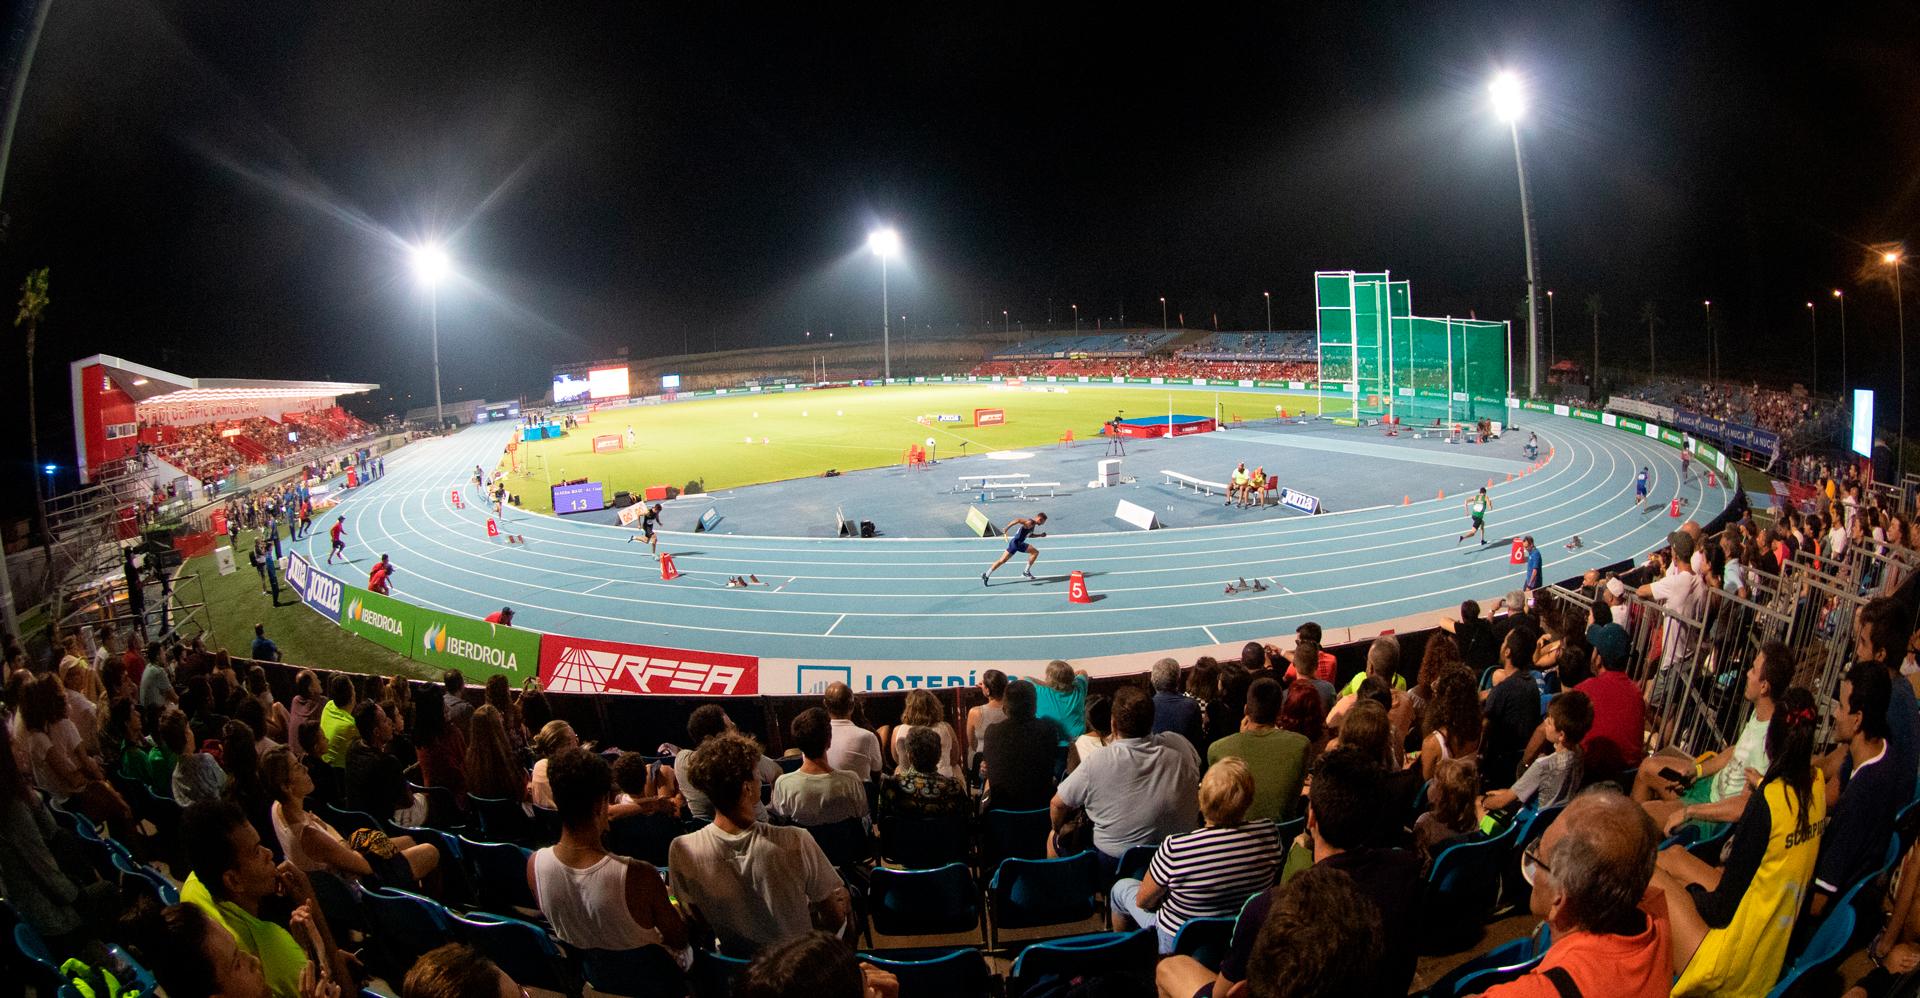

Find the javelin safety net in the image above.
[{"left": 1315, "top": 270, "right": 1509, "bottom": 425}]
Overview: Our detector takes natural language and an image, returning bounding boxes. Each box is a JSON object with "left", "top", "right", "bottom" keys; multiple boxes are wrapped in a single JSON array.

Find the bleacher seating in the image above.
[
  {"left": 992, "top": 332, "right": 1179, "bottom": 360},
  {"left": 1179, "top": 331, "right": 1317, "bottom": 362}
]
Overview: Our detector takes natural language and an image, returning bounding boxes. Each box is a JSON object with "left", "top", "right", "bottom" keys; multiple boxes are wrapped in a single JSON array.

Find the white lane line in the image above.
[
  {"left": 582, "top": 580, "right": 615, "bottom": 595},
  {"left": 825, "top": 613, "right": 847, "bottom": 636},
  {"left": 1202, "top": 625, "right": 1221, "bottom": 644}
]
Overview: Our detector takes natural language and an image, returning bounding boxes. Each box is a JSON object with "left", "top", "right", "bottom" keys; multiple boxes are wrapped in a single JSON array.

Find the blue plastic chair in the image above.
[
  {"left": 408, "top": 782, "right": 465, "bottom": 831},
  {"left": 1007, "top": 928, "right": 1156, "bottom": 998},
  {"left": 605, "top": 811, "right": 685, "bottom": 867},
  {"left": 1453, "top": 952, "right": 1547, "bottom": 996},
  {"left": 803, "top": 816, "right": 874, "bottom": 870},
  {"left": 110, "top": 849, "right": 179, "bottom": 905},
  {"left": 857, "top": 947, "right": 995, "bottom": 998},
  {"left": 868, "top": 863, "right": 985, "bottom": 944},
  {"left": 1767, "top": 838, "right": 1900, "bottom": 998},
  {"left": 531, "top": 804, "right": 564, "bottom": 844},
  {"left": 1113, "top": 842, "right": 1157, "bottom": 884},
  {"left": 1420, "top": 815, "right": 1520, "bottom": 954},
  {"left": 469, "top": 793, "right": 534, "bottom": 844},
  {"left": 448, "top": 909, "right": 577, "bottom": 996},
  {"left": 457, "top": 835, "right": 538, "bottom": 913},
  {"left": 979, "top": 807, "right": 1050, "bottom": 870},
  {"left": 689, "top": 948, "right": 752, "bottom": 998},
  {"left": 319, "top": 801, "right": 383, "bottom": 838},
  {"left": 988, "top": 852, "right": 1101, "bottom": 951},
  {"left": 1895, "top": 795, "right": 1920, "bottom": 858},
  {"left": 880, "top": 813, "right": 971, "bottom": 870},
  {"left": 13, "top": 921, "right": 67, "bottom": 993},
  {"left": 1503, "top": 802, "right": 1566, "bottom": 910},
  {"left": 359, "top": 886, "right": 455, "bottom": 982},
  {"left": 578, "top": 944, "right": 691, "bottom": 998},
  {"left": 1170, "top": 915, "right": 1236, "bottom": 971},
  {"left": 1420, "top": 935, "right": 1540, "bottom": 997}
]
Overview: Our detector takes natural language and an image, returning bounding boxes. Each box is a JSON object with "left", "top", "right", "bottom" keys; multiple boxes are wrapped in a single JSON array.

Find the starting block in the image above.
[{"left": 1224, "top": 576, "right": 1269, "bottom": 595}]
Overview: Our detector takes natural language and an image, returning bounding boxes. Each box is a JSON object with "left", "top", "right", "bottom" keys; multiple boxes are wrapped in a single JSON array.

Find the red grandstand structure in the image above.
[{"left": 68, "top": 354, "right": 379, "bottom": 488}]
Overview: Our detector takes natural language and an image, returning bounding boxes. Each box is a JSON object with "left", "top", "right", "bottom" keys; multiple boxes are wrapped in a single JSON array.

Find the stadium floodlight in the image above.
[
  {"left": 1834, "top": 289, "right": 1847, "bottom": 397},
  {"left": 868, "top": 227, "right": 901, "bottom": 381},
  {"left": 409, "top": 241, "right": 454, "bottom": 428},
  {"left": 1490, "top": 72, "right": 1525, "bottom": 123},
  {"left": 411, "top": 242, "right": 451, "bottom": 287},
  {"left": 1886, "top": 250, "right": 1908, "bottom": 477},
  {"left": 1490, "top": 69, "right": 1540, "bottom": 401}
]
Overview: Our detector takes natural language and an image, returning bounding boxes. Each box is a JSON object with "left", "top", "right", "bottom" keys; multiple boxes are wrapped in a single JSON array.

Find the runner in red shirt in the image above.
[
  {"left": 483, "top": 606, "right": 515, "bottom": 626},
  {"left": 367, "top": 554, "right": 393, "bottom": 595},
  {"left": 327, "top": 515, "right": 348, "bottom": 563}
]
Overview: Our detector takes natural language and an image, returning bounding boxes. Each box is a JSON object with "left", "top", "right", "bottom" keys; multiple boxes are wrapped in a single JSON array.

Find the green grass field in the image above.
[
  {"left": 183, "top": 528, "right": 434, "bottom": 678},
  {"left": 509, "top": 384, "right": 1328, "bottom": 512}
]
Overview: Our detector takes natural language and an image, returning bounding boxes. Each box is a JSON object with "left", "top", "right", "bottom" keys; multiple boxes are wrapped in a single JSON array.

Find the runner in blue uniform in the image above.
[
  {"left": 1635, "top": 466, "right": 1650, "bottom": 506},
  {"left": 983, "top": 512, "right": 1048, "bottom": 585}
]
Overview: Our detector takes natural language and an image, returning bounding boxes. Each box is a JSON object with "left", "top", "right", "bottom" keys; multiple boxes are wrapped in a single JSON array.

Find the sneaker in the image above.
[
  {"left": 1023, "top": 570, "right": 1035, "bottom": 580},
  {"left": 1456, "top": 535, "right": 1464, "bottom": 546},
  {"left": 981, "top": 572, "right": 990, "bottom": 586}
]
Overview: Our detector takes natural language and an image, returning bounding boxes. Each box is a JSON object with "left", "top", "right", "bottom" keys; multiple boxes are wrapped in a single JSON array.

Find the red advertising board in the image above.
[
  {"left": 537, "top": 634, "right": 759, "bottom": 696},
  {"left": 593, "top": 434, "right": 623, "bottom": 453},
  {"left": 973, "top": 407, "right": 1005, "bottom": 427}
]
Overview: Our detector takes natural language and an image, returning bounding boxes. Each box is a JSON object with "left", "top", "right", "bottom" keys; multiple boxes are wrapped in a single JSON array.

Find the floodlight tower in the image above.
[
  {"left": 868, "top": 228, "right": 901, "bottom": 381},
  {"left": 1888, "top": 250, "right": 1907, "bottom": 477},
  {"left": 410, "top": 243, "right": 452, "bottom": 428},
  {"left": 1491, "top": 71, "right": 1541, "bottom": 400}
]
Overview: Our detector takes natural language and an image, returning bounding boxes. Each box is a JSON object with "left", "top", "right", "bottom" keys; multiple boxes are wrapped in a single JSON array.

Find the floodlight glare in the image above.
[
  {"left": 1490, "top": 71, "right": 1525, "bottom": 123},
  {"left": 411, "top": 243, "right": 451, "bottom": 286},
  {"left": 868, "top": 227, "right": 901, "bottom": 258},
  {"left": 1887, "top": 251, "right": 1904, "bottom": 265}
]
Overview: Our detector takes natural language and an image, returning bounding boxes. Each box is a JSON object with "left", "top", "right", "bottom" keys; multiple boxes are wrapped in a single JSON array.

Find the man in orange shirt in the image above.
[{"left": 1478, "top": 787, "right": 1672, "bottom": 998}]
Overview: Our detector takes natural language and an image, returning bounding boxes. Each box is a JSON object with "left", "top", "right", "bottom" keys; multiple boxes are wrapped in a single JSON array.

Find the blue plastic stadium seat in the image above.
[
  {"left": 857, "top": 946, "right": 995, "bottom": 998},
  {"left": 1767, "top": 838, "right": 1900, "bottom": 998},
  {"left": 1420, "top": 815, "right": 1520, "bottom": 954},
  {"left": 359, "top": 886, "right": 455, "bottom": 982},
  {"left": 868, "top": 863, "right": 985, "bottom": 945},
  {"left": 879, "top": 813, "right": 970, "bottom": 870},
  {"left": 979, "top": 807, "right": 1050, "bottom": 871},
  {"left": 458, "top": 834, "right": 539, "bottom": 913},
  {"left": 576, "top": 943, "right": 690, "bottom": 998},
  {"left": 803, "top": 816, "right": 873, "bottom": 870},
  {"left": 1006, "top": 928, "right": 1156, "bottom": 998},
  {"left": 988, "top": 852, "right": 1101, "bottom": 951},
  {"left": 1170, "top": 915, "right": 1236, "bottom": 972},
  {"left": 448, "top": 909, "right": 577, "bottom": 996},
  {"left": 1112, "top": 843, "right": 1157, "bottom": 885},
  {"left": 468, "top": 793, "right": 534, "bottom": 844}
]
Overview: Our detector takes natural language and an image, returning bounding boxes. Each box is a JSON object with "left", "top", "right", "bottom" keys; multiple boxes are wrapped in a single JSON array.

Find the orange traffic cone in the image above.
[
  {"left": 1068, "top": 570, "right": 1092, "bottom": 604},
  {"left": 1402, "top": 495, "right": 1410, "bottom": 506},
  {"left": 661, "top": 553, "right": 681, "bottom": 580},
  {"left": 1486, "top": 478, "right": 1494, "bottom": 490},
  {"left": 1506, "top": 473, "right": 1513, "bottom": 482},
  {"left": 1436, "top": 489, "right": 1445, "bottom": 500}
]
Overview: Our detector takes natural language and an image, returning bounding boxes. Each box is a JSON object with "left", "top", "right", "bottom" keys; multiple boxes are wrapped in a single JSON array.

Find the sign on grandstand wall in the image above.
[
  {"left": 1606, "top": 397, "right": 1676, "bottom": 424},
  {"left": 538, "top": 634, "right": 759, "bottom": 696},
  {"left": 416, "top": 609, "right": 543, "bottom": 682},
  {"left": 339, "top": 584, "right": 416, "bottom": 656}
]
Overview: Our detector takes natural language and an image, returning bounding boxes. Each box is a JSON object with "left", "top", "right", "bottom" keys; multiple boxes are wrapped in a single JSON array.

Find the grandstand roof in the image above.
[{"left": 70, "top": 354, "right": 378, "bottom": 407}]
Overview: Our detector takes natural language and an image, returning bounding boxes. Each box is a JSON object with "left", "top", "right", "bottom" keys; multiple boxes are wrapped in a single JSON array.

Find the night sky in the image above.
[{"left": 1, "top": 1, "right": 1916, "bottom": 511}]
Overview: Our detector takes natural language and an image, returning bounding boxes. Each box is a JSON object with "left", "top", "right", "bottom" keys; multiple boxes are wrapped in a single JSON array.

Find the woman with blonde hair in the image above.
[
  {"left": 529, "top": 720, "right": 580, "bottom": 808},
  {"left": 888, "top": 689, "right": 962, "bottom": 780},
  {"left": 464, "top": 704, "right": 528, "bottom": 801},
  {"left": 1107, "top": 756, "right": 1280, "bottom": 952}
]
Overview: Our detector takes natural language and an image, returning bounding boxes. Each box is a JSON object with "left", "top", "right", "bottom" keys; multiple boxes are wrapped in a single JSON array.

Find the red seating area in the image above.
[{"left": 140, "top": 408, "right": 374, "bottom": 485}]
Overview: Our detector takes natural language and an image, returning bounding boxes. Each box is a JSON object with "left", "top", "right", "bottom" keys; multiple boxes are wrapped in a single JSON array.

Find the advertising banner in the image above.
[
  {"left": 537, "top": 634, "right": 759, "bottom": 696},
  {"left": 339, "top": 584, "right": 416, "bottom": 656},
  {"left": 973, "top": 408, "right": 1006, "bottom": 426},
  {"left": 415, "top": 609, "right": 542, "bottom": 682},
  {"left": 284, "top": 552, "right": 312, "bottom": 599},
  {"left": 300, "top": 561, "right": 345, "bottom": 624},
  {"left": 1606, "top": 397, "right": 1676, "bottom": 423}
]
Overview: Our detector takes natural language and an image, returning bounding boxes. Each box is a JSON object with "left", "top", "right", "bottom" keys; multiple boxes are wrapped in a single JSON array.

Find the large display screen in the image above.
[
  {"left": 553, "top": 373, "right": 590, "bottom": 404},
  {"left": 1853, "top": 388, "right": 1875, "bottom": 457},
  {"left": 662, "top": 374, "right": 681, "bottom": 390},
  {"left": 552, "top": 481, "right": 607, "bottom": 514},
  {"left": 587, "top": 366, "right": 631, "bottom": 399}
]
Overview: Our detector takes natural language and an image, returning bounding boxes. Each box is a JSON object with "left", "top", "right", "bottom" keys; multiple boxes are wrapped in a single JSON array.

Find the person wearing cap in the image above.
[
  {"left": 484, "top": 606, "right": 515, "bottom": 626},
  {"left": 1574, "top": 623, "right": 1647, "bottom": 776},
  {"left": 1601, "top": 577, "right": 1632, "bottom": 627}
]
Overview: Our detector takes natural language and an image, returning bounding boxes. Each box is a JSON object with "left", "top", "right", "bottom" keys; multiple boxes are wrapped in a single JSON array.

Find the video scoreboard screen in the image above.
[
  {"left": 551, "top": 481, "right": 607, "bottom": 514},
  {"left": 662, "top": 374, "right": 681, "bottom": 390},
  {"left": 587, "top": 366, "right": 630, "bottom": 399},
  {"left": 553, "top": 373, "right": 590, "bottom": 404}
]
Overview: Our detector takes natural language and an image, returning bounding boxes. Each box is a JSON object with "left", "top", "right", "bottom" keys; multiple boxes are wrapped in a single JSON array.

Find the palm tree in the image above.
[
  {"left": 17, "top": 268, "right": 49, "bottom": 543},
  {"left": 1585, "top": 294, "right": 1603, "bottom": 395},
  {"left": 1637, "top": 300, "right": 1661, "bottom": 380}
]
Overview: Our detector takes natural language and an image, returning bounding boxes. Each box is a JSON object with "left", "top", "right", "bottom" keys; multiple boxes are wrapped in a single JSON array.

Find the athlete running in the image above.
[
  {"left": 625, "top": 503, "right": 665, "bottom": 557},
  {"left": 1456, "top": 487, "right": 1491, "bottom": 545},
  {"left": 327, "top": 516, "right": 347, "bottom": 564},
  {"left": 983, "top": 512, "right": 1047, "bottom": 585},
  {"left": 1635, "top": 466, "right": 1650, "bottom": 506},
  {"left": 1680, "top": 446, "right": 1692, "bottom": 481}
]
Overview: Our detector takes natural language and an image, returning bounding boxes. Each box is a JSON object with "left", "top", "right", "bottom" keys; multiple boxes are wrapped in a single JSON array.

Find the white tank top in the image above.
[{"left": 531, "top": 849, "right": 665, "bottom": 953}]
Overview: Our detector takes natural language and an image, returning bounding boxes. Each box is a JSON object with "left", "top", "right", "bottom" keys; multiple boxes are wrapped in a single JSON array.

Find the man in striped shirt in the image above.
[{"left": 1108, "top": 757, "right": 1280, "bottom": 953}]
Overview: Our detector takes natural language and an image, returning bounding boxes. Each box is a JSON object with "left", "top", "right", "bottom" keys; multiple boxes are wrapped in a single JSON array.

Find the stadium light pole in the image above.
[
  {"left": 1703, "top": 301, "right": 1712, "bottom": 383},
  {"left": 1160, "top": 297, "right": 1168, "bottom": 330},
  {"left": 1491, "top": 71, "right": 1540, "bottom": 400},
  {"left": 1546, "top": 289, "right": 1555, "bottom": 366},
  {"left": 867, "top": 227, "right": 900, "bottom": 382},
  {"left": 1887, "top": 251, "right": 1907, "bottom": 479},
  {"left": 1263, "top": 291, "right": 1272, "bottom": 333},
  {"left": 410, "top": 243, "right": 452, "bottom": 429},
  {"left": 1071, "top": 303, "right": 1079, "bottom": 331},
  {"left": 1834, "top": 289, "right": 1847, "bottom": 396}
]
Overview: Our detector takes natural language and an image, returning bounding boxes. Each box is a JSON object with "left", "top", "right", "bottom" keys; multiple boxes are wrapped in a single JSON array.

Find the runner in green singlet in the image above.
[{"left": 1457, "top": 487, "right": 1491, "bottom": 546}]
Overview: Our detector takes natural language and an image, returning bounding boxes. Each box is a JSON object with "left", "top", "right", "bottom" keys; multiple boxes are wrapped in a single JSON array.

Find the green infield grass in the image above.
[{"left": 506, "top": 384, "right": 1327, "bottom": 512}]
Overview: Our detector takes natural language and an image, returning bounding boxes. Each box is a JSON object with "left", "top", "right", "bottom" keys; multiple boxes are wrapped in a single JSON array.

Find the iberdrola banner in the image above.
[
  {"left": 414, "top": 608, "right": 542, "bottom": 682},
  {"left": 339, "top": 584, "right": 417, "bottom": 657}
]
